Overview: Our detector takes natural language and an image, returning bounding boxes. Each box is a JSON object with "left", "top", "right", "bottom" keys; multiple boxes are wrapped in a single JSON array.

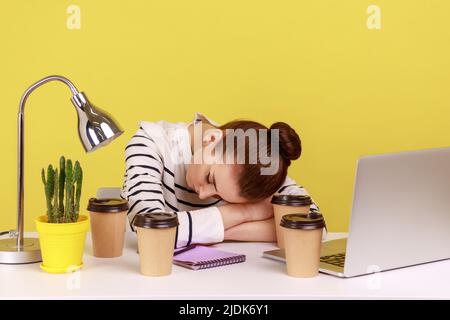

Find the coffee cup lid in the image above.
[
  {"left": 87, "top": 198, "right": 129, "bottom": 213},
  {"left": 280, "top": 213, "right": 325, "bottom": 230},
  {"left": 271, "top": 194, "right": 312, "bottom": 206},
  {"left": 133, "top": 212, "right": 179, "bottom": 229}
]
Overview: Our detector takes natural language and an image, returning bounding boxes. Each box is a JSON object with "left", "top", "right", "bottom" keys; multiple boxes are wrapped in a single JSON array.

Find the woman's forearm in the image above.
[
  {"left": 218, "top": 203, "right": 248, "bottom": 229},
  {"left": 218, "top": 198, "right": 274, "bottom": 230},
  {"left": 224, "top": 218, "right": 276, "bottom": 242}
]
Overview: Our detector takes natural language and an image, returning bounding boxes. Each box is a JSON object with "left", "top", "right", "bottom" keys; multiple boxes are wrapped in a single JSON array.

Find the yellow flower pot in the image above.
[{"left": 35, "top": 215, "right": 90, "bottom": 274}]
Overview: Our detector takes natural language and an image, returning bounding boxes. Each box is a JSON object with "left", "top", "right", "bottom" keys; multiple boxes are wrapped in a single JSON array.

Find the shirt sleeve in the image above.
[
  {"left": 121, "top": 128, "right": 224, "bottom": 248},
  {"left": 175, "top": 207, "right": 224, "bottom": 247},
  {"left": 276, "top": 176, "right": 327, "bottom": 240}
]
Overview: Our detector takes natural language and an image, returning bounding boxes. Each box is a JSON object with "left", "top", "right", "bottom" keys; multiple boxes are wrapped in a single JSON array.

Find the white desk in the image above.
[{"left": 1, "top": 232, "right": 449, "bottom": 299}]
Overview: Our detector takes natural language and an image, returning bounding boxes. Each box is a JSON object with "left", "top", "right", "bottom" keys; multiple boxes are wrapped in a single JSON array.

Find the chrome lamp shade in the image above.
[
  {"left": 0, "top": 75, "right": 123, "bottom": 264},
  {"left": 72, "top": 92, "right": 123, "bottom": 152}
]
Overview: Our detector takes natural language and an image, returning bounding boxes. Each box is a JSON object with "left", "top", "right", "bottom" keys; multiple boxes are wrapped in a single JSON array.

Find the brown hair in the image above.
[{"left": 218, "top": 120, "right": 301, "bottom": 201}]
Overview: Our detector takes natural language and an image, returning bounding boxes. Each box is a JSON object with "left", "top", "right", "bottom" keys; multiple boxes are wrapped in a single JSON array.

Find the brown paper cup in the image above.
[
  {"left": 273, "top": 204, "right": 310, "bottom": 248},
  {"left": 283, "top": 227, "right": 323, "bottom": 278},
  {"left": 136, "top": 226, "right": 177, "bottom": 276},
  {"left": 89, "top": 211, "right": 127, "bottom": 258}
]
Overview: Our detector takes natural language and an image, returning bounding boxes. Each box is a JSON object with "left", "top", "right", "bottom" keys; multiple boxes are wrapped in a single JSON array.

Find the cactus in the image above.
[
  {"left": 42, "top": 165, "right": 55, "bottom": 222},
  {"left": 53, "top": 169, "right": 59, "bottom": 223},
  {"left": 65, "top": 159, "right": 73, "bottom": 222},
  {"left": 58, "top": 156, "right": 65, "bottom": 218},
  {"left": 73, "top": 161, "right": 82, "bottom": 222},
  {"left": 41, "top": 156, "right": 84, "bottom": 223}
]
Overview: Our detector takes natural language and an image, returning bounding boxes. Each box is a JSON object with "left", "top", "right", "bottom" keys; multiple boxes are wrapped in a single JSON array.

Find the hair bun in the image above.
[{"left": 270, "top": 122, "right": 301, "bottom": 162}]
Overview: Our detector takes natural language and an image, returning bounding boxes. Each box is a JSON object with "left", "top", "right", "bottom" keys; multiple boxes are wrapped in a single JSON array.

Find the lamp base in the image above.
[{"left": 0, "top": 237, "right": 42, "bottom": 264}]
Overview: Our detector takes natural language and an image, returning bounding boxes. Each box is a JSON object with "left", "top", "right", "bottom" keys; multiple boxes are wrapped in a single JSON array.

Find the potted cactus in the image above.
[{"left": 35, "top": 156, "right": 90, "bottom": 273}]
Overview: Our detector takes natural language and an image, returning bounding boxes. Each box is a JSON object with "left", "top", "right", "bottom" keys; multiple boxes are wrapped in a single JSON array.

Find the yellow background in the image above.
[{"left": 1, "top": 1, "right": 449, "bottom": 232}]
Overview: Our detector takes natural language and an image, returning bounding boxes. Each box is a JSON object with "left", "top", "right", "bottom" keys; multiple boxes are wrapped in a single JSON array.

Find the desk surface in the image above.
[{"left": 1, "top": 232, "right": 449, "bottom": 299}]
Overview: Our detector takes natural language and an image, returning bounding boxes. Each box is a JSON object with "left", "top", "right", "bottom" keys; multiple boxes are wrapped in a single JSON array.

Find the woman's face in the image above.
[
  {"left": 186, "top": 137, "right": 248, "bottom": 203},
  {"left": 186, "top": 162, "right": 247, "bottom": 203}
]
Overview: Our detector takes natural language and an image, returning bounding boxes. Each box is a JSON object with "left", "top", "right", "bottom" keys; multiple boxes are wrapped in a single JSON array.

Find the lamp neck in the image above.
[{"left": 18, "top": 75, "right": 80, "bottom": 115}]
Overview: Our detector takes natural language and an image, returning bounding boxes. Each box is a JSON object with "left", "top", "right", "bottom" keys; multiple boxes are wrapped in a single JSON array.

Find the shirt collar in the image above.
[{"left": 192, "top": 112, "right": 221, "bottom": 127}]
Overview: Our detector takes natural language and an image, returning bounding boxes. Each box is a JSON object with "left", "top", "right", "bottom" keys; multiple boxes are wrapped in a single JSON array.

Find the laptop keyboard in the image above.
[{"left": 320, "top": 253, "right": 346, "bottom": 268}]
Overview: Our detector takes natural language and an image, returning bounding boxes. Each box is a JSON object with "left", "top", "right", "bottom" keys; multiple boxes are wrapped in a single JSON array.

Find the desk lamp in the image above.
[{"left": 0, "top": 75, "right": 124, "bottom": 264}]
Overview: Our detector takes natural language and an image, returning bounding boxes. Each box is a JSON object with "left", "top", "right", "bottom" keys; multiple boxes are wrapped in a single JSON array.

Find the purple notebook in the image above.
[{"left": 173, "top": 245, "right": 246, "bottom": 270}]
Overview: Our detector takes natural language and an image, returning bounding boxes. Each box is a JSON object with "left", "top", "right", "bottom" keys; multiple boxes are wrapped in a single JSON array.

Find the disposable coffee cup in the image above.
[
  {"left": 281, "top": 213, "right": 325, "bottom": 278},
  {"left": 271, "top": 195, "right": 312, "bottom": 248},
  {"left": 87, "top": 198, "right": 129, "bottom": 258},
  {"left": 133, "top": 212, "right": 179, "bottom": 277}
]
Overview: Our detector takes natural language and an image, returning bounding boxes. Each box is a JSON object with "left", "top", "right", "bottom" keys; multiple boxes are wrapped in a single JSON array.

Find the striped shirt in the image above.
[{"left": 121, "top": 113, "right": 321, "bottom": 248}]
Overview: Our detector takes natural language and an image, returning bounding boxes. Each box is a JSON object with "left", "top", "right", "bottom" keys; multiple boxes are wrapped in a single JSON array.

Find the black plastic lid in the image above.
[
  {"left": 271, "top": 195, "right": 312, "bottom": 206},
  {"left": 134, "top": 212, "right": 179, "bottom": 229},
  {"left": 280, "top": 213, "right": 325, "bottom": 230},
  {"left": 87, "top": 198, "right": 129, "bottom": 213}
]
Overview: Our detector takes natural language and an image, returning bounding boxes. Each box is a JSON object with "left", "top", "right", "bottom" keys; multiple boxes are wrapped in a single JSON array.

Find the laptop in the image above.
[{"left": 263, "top": 146, "right": 450, "bottom": 277}]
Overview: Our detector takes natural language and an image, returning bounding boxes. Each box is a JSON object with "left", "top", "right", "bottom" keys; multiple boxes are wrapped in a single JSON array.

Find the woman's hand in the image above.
[
  {"left": 218, "top": 197, "right": 274, "bottom": 230},
  {"left": 242, "top": 197, "right": 274, "bottom": 222},
  {"left": 218, "top": 203, "right": 249, "bottom": 229}
]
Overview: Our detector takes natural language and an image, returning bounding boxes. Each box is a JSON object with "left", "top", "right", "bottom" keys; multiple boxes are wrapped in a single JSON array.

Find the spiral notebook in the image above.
[{"left": 173, "top": 245, "right": 246, "bottom": 270}]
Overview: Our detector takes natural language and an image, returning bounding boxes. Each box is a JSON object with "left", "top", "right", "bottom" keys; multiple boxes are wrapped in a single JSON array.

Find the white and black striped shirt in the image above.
[{"left": 121, "top": 113, "right": 321, "bottom": 248}]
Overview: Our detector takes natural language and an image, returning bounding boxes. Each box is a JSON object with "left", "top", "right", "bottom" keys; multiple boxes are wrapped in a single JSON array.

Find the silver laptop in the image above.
[{"left": 263, "top": 146, "right": 450, "bottom": 277}]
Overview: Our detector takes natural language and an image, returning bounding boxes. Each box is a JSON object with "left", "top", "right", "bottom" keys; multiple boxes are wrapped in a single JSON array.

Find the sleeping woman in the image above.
[{"left": 121, "top": 113, "right": 321, "bottom": 248}]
